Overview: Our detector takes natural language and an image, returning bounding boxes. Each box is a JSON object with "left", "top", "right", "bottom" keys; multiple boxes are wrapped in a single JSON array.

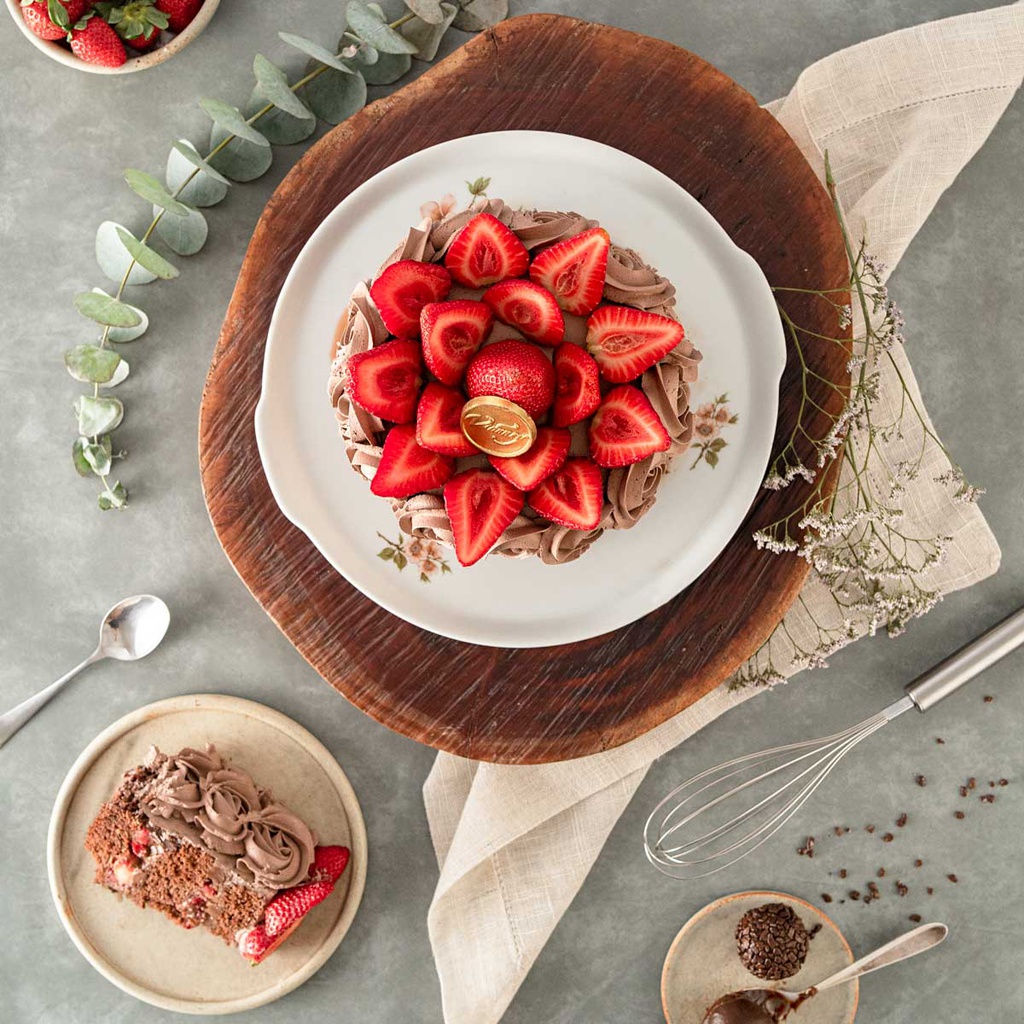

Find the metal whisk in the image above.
[{"left": 644, "top": 604, "right": 1024, "bottom": 880}]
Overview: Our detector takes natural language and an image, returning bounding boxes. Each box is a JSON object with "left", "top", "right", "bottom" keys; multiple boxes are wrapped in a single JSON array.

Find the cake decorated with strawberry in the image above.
[
  {"left": 84, "top": 744, "right": 349, "bottom": 964},
  {"left": 328, "top": 197, "right": 702, "bottom": 566}
]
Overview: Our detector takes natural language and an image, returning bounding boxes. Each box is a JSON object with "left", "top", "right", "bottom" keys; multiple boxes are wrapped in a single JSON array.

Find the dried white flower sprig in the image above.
[{"left": 733, "top": 154, "right": 984, "bottom": 687}]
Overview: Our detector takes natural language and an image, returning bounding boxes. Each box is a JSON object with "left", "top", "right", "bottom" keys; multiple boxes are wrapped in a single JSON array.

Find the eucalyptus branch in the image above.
[{"left": 68, "top": 0, "right": 506, "bottom": 509}]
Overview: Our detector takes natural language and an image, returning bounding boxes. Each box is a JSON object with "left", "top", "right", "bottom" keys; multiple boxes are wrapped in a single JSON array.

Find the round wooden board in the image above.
[{"left": 199, "top": 14, "right": 849, "bottom": 764}]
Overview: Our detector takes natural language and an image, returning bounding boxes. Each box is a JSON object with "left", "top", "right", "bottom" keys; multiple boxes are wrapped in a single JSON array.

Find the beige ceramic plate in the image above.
[
  {"left": 661, "top": 891, "right": 857, "bottom": 1024},
  {"left": 47, "top": 694, "right": 367, "bottom": 1014}
]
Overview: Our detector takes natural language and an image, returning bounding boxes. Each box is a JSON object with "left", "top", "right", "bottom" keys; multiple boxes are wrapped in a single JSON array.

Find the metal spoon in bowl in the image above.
[
  {"left": 0, "top": 595, "right": 170, "bottom": 750},
  {"left": 703, "top": 922, "right": 948, "bottom": 1022}
]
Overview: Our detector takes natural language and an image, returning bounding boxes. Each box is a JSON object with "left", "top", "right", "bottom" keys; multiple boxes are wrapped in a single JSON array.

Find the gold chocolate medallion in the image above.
[{"left": 460, "top": 396, "right": 537, "bottom": 458}]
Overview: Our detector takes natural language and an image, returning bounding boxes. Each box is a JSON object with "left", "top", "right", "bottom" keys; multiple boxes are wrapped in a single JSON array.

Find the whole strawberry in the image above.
[
  {"left": 70, "top": 14, "right": 127, "bottom": 66},
  {"left": 104, "top": 0, "right": 168, "bottom": 51},
  {"left": 155, "top": 0, "right": 202, "bottom": 33},
  {"left": 20, "top": 0, "right": 88, "bottom": 41}
]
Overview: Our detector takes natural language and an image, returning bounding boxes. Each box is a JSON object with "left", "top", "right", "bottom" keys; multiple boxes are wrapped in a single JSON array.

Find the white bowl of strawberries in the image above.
[{"left": 8, "top": 0, "right": 219, "bottom": 73}]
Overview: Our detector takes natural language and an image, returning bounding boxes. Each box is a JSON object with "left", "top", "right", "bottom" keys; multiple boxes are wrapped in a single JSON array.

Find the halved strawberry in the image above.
[
  {"left": 420, "top": 300, "right": 494, "bottom": 386},
  {"left": 263, "top": 881, "right": 334, "bottom": 938},
  {"left": 528, "top": 458, "right": 604, "bottom": 530},
  {"left": 588, "top": 386, "right": 671, "bottom": 467},
  {"left": 445, "top": 213, "right": 529, "bottom": 287},
  {"left": 482, "top": 279, "right": 565, "bottom": 346},
  {"left": 369, "top": 260, "right": 451, "bottom": 338},
  {"left": 309, "top": 845, "right": 351, "bottom": 885},
  {"left": 443, "top": 468, "right": 524, "bottom": 567},
  {"left": 239, "top": 919, "right": 302, "bottom": 964},
  {"left": 552, "top": 343, "right": 601, "bottom": 427},
  {"left": 371, "top": 425, "right": 454, "bottom": 498},
  {"left": 416, "top": 383, "right": 478, "bottom": 457},
  {"left": 488, "top": 427, "right": 570, "bottom": 491},
  {"left": 130, "top": 828, "right": 151, "bottom": 858},
  {"left": 586, "top": 305, "right": 685, "bottom": 383},
  {"left": 465, "top": 340, "right": 555, "bottom": 420},
  {"left": 529, "top": 227, "right": 610, "bottom": 316},
  {"left": 346, "top": 340, "right": 423, "bottom": 424}
]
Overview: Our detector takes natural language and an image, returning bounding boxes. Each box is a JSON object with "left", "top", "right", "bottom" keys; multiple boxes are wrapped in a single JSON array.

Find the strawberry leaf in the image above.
[
  {"left": 74, "top": 290, "right": 142, "bottom": 328},
  {"left": 64, "top": 344, "right": 122, "bottom": 384},
  {"left": 278, "top": 32, "right": 356, "bottom": 72},
  {"left": 114, "top": 226, "right": 179, "bottom": 280},
  {"left": 124, "top": 168, "right": 189, "bottom": 217},
  {"left": 253, "top": 54, "right": 314, "bottom": 120},
  {"left": 346, "top": 0, "right": 418, "bottom": 54},
  {"left": 199, "top": 98, "right": 270, "bottom": 147},
  {"left": 47, "top": 0, "right": 69, "bottom": 29}
]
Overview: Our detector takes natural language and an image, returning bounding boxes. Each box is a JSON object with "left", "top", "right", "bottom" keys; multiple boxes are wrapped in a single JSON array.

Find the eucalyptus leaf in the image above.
[
  {"left": 168, "top": 140, "right": 231, "bottom": 206},
  {"left": 367, "top": 3, "right": 386, "bottom": 18},
  {"left": 83, "top": 436, "right": 113, "bottom": 476},
  {"left": 208, "top": 123, "right": 274, "bottom": 182},
  {"left": 124, "top": 168, "right": 189, "bottom": 217},
  {"left": 452, "top": 0, "right": 507, "bottom": 31},
  {"left": 74, "top": 289, "right": 142, "bottom": 329},
  {"left": 358, "top": 49, "right": 411, "bottom": 84},
  {"left": 200, "top": 98, "right": 270, "bottom": 147},
  {"left": 301, "top": 63, "right": 368, "bottom": 125},
  {"left": 246, "top": 87, "right": 316, "bottom": 146},
  {"left": 64, "top": 344, "right": 122, "bottom": 384},
  {"left": 96, "top": 221, "right": 157, "bottom": 286},
  {"left": 154, "top": 202, "right": 208, "bottom": 256},
  {"left": 253, "top": 54, "right": 314, "bottom": 119},
  {"left": 346, "top": 0, "right": 418, "bottom": 54},
  {"left": 75, "top": 395, "right": 124, "bottom": 436},
  {"left": 401, "top": 1, "right": 456, "bottom": 61},
  {"left": 103, "top": 358, "right": 130, "bottom": 387},
  {"left": 115, "top": 226, "right": 179, "bottom": 280},
  {"left": 89, "top": 289, "right": 148, "bottom": 342},
  {"left": 354, "top": 39, "right": 378, "bottom": 64},
  {"left": 278, "top": 32, "right": 355, "bottom": 72},
  {"left": 73, "top": 436, "right": 96, "bottom": 477},
  {"left": 98, "top": 480, "right": 128, "bottom": 510},
  {"left": 403, "top": 0, "right": 445, "bottom": 24}
]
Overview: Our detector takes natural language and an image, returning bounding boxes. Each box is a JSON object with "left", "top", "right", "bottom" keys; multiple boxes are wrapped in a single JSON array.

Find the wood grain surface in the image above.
[{"left": 199, "top": 13, "right": 850, "bottom": 764}]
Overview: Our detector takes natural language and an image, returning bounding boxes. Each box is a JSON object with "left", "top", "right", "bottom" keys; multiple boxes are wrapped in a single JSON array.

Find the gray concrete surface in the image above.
[{"left": 1, "top": 1, "right": 1021, "bottom": 1021}]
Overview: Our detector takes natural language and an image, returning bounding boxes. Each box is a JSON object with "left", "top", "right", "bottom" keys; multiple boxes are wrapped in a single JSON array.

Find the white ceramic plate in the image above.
[
  {"left": 48, "top": 695, "right": 367, "bottom": 1015},
  {"left": 661, "top": 891, "right": 857, "bottom": 1024},
  {"left": 255, "top": 131, "right": 785, "bottom": 648}
]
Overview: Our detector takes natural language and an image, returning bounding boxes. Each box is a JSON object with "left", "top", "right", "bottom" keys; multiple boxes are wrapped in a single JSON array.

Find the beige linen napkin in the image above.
[{"left": 424, "top": 7, "right": 1023, "bottom": 1022}]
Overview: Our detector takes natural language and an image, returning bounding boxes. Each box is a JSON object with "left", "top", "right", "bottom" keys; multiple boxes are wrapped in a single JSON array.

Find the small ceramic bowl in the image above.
[{"left": 5, "top": 0, "right": 221, "bottom": 74}]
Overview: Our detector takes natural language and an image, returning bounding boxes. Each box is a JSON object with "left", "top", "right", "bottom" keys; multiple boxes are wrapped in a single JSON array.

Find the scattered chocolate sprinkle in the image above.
[
  {"left": 865, "top": 825, "right": 876, "bottom": 834},
  {"left": 877, "top": 868, "right": 886, "bottom": 878},
  {"left": 735, "top": 903, "right": 810, "bottom": 980},
  {"left": 867, "top": 882, "right": 881, "bottom": 899},
  {"left": 915, "top": 775, "right": 927, "bottom": 787},
  {"left": 968, "top": 777, "right": 977, "bottom": 790},
  {"left": 947, "top": 874, "right": 959, "bottom": 884},
  {"left": 914, "top": 859, "right": 924, "bottom": 868},
  {"left": 821, "top": 893, "right": 833, "bottom": 903},
  {"left": 849, "top": 890, "right": 861, "bottom": 901},
  {"left": 896, "top": 881, "right": 909, "bottom": 897},
  {"left": 909, "top": 914, "right": 922, "bottom": 923},
  {"left": 882, "top": 833, "right": 895, "bottom": 843},
  {"left": 983, "top": 695, "right": 994, "bottom": 703},
  {"left": 999, "top": 779, "right": 1010, "bottom": 787},
  {"left": 980, "top": 794, "right": 996, "bottom": 804},
  {"left": 990, "top": 781, "right": 997, "bottom": 788},
  {"left": 838, "top": 869, "right": 848, "bottom": 879},
  {"left": 936, "top": 737, "right": 945, "bottom": 744},
  {"left": 959, "top": 786, "right": 969, "bottom": 798},
  {"left": 833, "top": 826, "right": 850, "bottom": 836},
  {"left": 863, "top": 895, "right": 873, "bottom": 905},
  {"left": 808, "top": 924, "right": 822, "bottom": 940},
  {"left": 927, "top": 887, "right": 935, "bottom": 895},
  {"left": 954, "top": 811, "right": 966, "bottom": 820},
  {"left": 896, "top": 813, "right": 908, "bottom": 828},
  {"left": 797, "top": 836, "right": 816, "bottom": 858}
]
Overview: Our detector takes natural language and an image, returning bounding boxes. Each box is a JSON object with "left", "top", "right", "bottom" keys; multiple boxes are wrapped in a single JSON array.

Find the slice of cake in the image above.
[{"left": 85, "top": 743, "right": 349, "bottom": 963}]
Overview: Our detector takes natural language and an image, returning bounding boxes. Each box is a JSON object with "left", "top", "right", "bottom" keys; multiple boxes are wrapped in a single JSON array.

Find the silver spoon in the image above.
[
  {"left": 705, "top": 923, "right": 948, "bottom": 1022},
  {"left": 0, "top": 595, "right": 170, "bottom": 750}
]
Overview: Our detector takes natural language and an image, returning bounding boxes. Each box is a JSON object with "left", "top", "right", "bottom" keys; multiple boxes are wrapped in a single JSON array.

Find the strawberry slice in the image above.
[
  {"left": 586, "top": 305, "right": 685, "bottom": 383},
  {"left": 528, "top": 458, "right": 604, "bottom": 530},
  {"left": 372, "top": 425, "right": 455, "bottom": 498},
  {"left": 308, "top": 845, "right": 350, "bottom": 885},
  {"left": 587, "top": 385, "right": 671, "bottom": 467},
  {"left": 239, "top": 919, "right": 302, "bottom": 964},
  {"left": 263, "top": 881, "right": 334, "bottom": 938},
  {"left": 482, "top": 279, "right": 565, "bottom": 346},
  {"left": 420, "top": 300, "right": 494, "bottom": 386},
  {"left": 529, "top": 227, "right": 610, "bottom": 316},
  {"left": 488, "top": 427, "right": 570, "bottom": 491},
  {"left": 369, "top": 259, "right": 451, "bottom": 338},
  {"left": 416, "top": 383, "right": 478, "bottom": 457},
  {"left": 552, "top": 343, "right": 601, "bottom": 427},
  {"left": 445, "top": 213, "right": 529, "bottom": 287},
  {"left": 345, "top": 339, "right": 422, "bottom": 424},
  {"left": 443, "top": 468, "right": 524, "bottom": 567}
]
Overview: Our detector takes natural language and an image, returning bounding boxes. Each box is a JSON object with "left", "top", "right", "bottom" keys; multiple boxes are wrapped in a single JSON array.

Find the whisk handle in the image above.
[{"left": 906, "top": 604, "right": 1024, "bottom": 712}]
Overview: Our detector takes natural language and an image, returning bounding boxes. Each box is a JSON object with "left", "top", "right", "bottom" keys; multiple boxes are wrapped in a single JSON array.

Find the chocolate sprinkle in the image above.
[
  {"left": 896, "top": 813, "right": 908, "bottom": 828},
  {"left": 882, "top": 833, "right": 895, "bottom": 843},
  {"left": 735, "top": 903, "right": 810, "bottom": 980},
  {"left": 984, "top": 695, "right": 994, "bottom": 703},
  {"left": 1000, "top": 779, "right": 1010, "bottom": 786},
  {"left": 914, "top": 859, "right": 924, "bottom": 868},
  {"left": 915, "top": 775, "right": 927, "bottom": 787},
  {"left": 877, "top": 868, "right": 886, "bottom": 878},
  {"left": 808, "top": 924, "right": 822, "bottom": 940},
  {"left": 947, "top": 874, "right": 959, "bottom": 884},
  {"left": 936, "top": 737, "right": 945, "bottom": 744},
  {"left": 896, "top": 881, "right": 909, "bottom": 897},
  {"left": 838, "top": 869, "right": 848, "bottom": 879},
  {"left": 909, "top": 914, "right": 922, "bottom": 923},
  {"left": 980, "top": 794, "right": 996, "bottom": 804},
  {"left": 954, "top": 810, "right": 966, "bottom": 819},
  {"left": 821, "top": 893, "right": 833, "bottom": 903},
  {"left": 849, "top": 890, "right": 861, "bottom": 901}
]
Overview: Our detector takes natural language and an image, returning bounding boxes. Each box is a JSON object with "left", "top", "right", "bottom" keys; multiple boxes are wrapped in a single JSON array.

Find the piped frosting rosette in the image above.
[{"left": 327, "top": 198, "right": 702, "bottom": 565}]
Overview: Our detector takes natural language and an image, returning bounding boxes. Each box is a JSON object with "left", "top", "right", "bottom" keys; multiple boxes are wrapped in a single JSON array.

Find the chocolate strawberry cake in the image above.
[
  {"left": 328, "top": 197, "right": 702, "bottom": 566},
  {"left": 84, "top": 744, "right": 350, "bottom": 963}
]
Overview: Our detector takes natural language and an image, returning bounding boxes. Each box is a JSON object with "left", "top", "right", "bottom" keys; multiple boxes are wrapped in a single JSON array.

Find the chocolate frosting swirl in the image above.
[
  {"left": 141, "top": 745, "right": 316, "bottom": 890},
  {"left": 327, "top": 199, "right": 702, "bottom": 564}
]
